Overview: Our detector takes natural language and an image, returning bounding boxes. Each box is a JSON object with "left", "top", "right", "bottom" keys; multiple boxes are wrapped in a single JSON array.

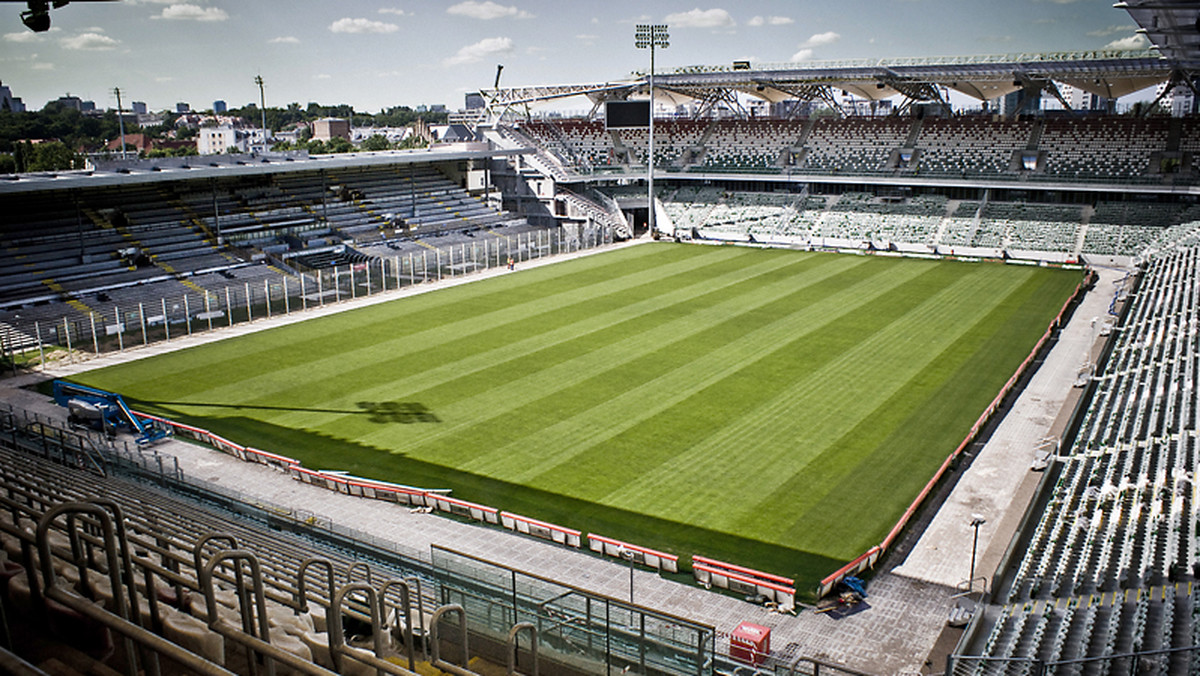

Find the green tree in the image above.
[
  {"left": 25, "top": 140, "right": 85, "bottom": 171},
  {"left": 324, "top": 137, "right": 353, "bottom": 154},
  {"left": 397, "top": 135, "right": 428, "bottom": 150},
  {"left": 361, "top": 134, "right": 390, "bottom": 151}
]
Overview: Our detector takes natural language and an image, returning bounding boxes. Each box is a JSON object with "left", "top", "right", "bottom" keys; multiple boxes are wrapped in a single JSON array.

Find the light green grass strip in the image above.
[{"left": 267, "top": 248, "right": 814, "bottom": 434}]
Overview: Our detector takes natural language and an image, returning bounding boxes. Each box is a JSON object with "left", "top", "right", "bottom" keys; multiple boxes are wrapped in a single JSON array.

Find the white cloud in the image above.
[
  {"left": 60, "top": 32, "right": 121, "bottom": 50},
  {"left": 801, "top": 31, "right": 840, "bottom": 48},
  {"left": 269, "top": 36, "right": 300, "bottom": 44},
  {"left": 664, "top": 8, "right": 734, "bottom": 29},
  {"left": 443, "top": 36, "right": 513, "bottom": 66},
  {"left": 155, "top": 4, "right": 229, "bottom": 21},
  {"left": 314, "top": 74, "right": 332, "bottom": 80},
  {"left": 1105, "top": 34, "right": 1148, "bottom": 50},
  {"left": 748, "top": 15, "right": 793, "bottom": 27},
  {"left": 790, "top": 48, "right": 813, "bottom": 61},
  {"left": 447, "top": 1, "right": 532, "bottom": 20},
  {"left": 1087, "top": 24, "right": 1133, "bottom": 37},
  {"left": 378, "top": 8, "right": 408, "bottom": 16},
  {"left": 4, "top": 31, "right": 44, "bottom": 43},
  {"left": 32, "top": 62, "right": 55, "bottom": 70},
  {"left": 329, "top": 18, "right": 400, "bottom": 34}
]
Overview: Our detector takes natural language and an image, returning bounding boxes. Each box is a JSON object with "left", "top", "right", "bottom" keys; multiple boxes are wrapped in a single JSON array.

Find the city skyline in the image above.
[{"left": 1, "top": 0, "right": 1150, "bottom": 114}]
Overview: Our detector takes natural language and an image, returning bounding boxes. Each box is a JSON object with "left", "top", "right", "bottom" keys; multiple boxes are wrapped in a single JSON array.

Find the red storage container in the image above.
[{"left": 730, "top": 621, "right": 770, "bottom": 665}]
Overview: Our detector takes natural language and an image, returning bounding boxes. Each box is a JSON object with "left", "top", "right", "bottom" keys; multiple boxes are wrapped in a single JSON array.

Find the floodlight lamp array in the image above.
[{"left": 634, "top": 24, "right": 669, "bottom": 49}]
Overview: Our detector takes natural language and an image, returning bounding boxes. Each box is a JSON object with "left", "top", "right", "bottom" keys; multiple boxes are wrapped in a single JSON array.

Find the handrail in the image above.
[
  {"left": 404, "top": 576, "right": 427, "bottom": 661},
  {"left": 379, "top": 578, "right": 416, "bottom": 672},
  {"left": 36, "top": 502, "right": 226, "bottom": 676},
  {"left": 430, "top": 604, "right": 478, "bottom": 676},
  {"left": 295, "top": 557, "right": 336, "bottom": 615},
  {"left": 346, "top": 560, "right": 373, "bottom": 586},
  {"left": 200, "top": 549, "right": 276, "bottom": 676},
  {"left": 506, "top": 622, "right": 538, "bottom": 676},
  {"left": 327, "top": 581, "right": 422, "bottom": 676}
]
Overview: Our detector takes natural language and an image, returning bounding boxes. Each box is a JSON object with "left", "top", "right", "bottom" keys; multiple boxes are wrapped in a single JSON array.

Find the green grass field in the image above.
[{"left": 72, "top": 244, "right": 1082, "bottom": 590}]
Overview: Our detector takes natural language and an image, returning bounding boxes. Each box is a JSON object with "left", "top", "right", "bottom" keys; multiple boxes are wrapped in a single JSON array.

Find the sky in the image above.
[{"left": 0, "top": 0, "right": 1150, "bottom": 114}]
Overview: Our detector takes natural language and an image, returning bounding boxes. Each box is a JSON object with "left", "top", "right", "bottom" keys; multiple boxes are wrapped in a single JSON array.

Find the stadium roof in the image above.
[
  {"left": 480, "top": 49, "right": 1180, "bottom": 117},
  {"left": 0, "top": 144, "right": 522, "bottom": 195},
  {"left": 1119, "top": 0, "right": 1200, "bottom": 69}
]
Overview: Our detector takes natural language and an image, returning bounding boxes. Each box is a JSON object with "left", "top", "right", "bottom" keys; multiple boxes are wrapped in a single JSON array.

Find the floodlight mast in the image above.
[
  {"left": 636, "top": 24, "right": 668, "bottom": 238},
  {"left": 254, "top": 75, "right": 268, "bottom": 153},
  {"left": 113, "top": 87, "right": 127, "bottom": 160}
]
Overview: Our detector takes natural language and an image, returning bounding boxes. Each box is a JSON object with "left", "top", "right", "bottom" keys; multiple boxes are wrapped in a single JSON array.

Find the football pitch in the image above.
[{"left": 72, "top": 243, "right": 1083, "bottom": 591}]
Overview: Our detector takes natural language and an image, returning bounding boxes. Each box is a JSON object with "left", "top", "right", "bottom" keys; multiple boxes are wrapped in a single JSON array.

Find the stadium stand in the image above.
[
  {"left": 1038, "top": 117, "right": 1169, "bottom": 180},
  {"left": 507, "top": 113, "right": 1200, "bottom": 187},
  {"left": 913, "top": 117, "right": 1032, "bottom": 176},
  {"left": 954, "top": 228, "right": 1200, "bottom": 672},
  {"left": 802, "top": 117, "right": 912, "bottom": 174},
  {"left": 618, "top": 119, "right": 711, "bottom": 169},
  {"left": 0, "top": 398, "right": 719, "bottom": 676},
  {"left": 517, "top": 119, "right": 614, "bottom": 171},
  {"left": 0, "top": 159, "right": 548, "bottom": 353},
  {"left": 980, "top": 202, "right": 1083, "bottom": 253},
  {"left": 0, "top": 441, "right": 438, "bottom": 675},
  {"left": 697, "top": 120, "right": 805, "bottom": 172}
]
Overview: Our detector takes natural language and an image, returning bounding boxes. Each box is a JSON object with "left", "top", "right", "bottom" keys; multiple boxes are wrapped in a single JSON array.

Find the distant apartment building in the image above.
[
  {"left": 197, "top": 126, "right": 267, "bottom": 155},
  {"left": 213, "top": 100, "right": 227, "bottom": 114},
  {"left": 0, "top": 81, "right": 24, "bottom": 112},
  {"left": 55, "top": 95, "right": 83, "bottom": 111},
  {"left": 312, "top": 118, "right": 350, "bottom": 141}
]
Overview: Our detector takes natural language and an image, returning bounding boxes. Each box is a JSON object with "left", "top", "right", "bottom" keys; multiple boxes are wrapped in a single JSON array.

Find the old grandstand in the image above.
[{"left": 5, "top": 3, "right": 1200, "bottom": 675}]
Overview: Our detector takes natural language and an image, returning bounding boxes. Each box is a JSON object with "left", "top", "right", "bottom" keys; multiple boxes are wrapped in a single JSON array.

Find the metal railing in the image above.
[{"left": 1, "top": 225, "right": 616, "bottom": 367}]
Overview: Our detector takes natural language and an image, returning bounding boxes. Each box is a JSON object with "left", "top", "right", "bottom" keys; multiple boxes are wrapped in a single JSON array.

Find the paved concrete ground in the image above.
[{"left": 0, "top": 248, "right": 1126, "bottom": 675}]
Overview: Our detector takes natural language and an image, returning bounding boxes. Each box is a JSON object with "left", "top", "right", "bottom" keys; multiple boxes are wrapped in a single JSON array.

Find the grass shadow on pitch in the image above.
[
  {"left": 134, "top": 400, "right": 442, "bottom": 425},
  {"left": 180, "top": 415, "right": 841, "bottom": 600}
]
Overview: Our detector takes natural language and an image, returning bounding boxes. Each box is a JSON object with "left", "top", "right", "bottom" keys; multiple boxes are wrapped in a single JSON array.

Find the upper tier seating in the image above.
[
  {"left": 914, "top": 117, "right": 1031, "bottom": 175},
  {"left": 803, "top": 117, "right": 912, "bottom": 174},
  {"left": 1039, "top": 117, "right": 1169, "bottom": 179}
]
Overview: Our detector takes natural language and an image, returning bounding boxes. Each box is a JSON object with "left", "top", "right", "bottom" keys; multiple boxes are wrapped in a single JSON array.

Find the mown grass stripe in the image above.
[
  {"left": 587, "top": 265, "right": 1031, "bottom": 550},
  {"left": 355, "top": 253, "right": 862, "bottom": 461},
  {"left": 121, "top": 245, "right": 744, "bottom": 413},
  {"left": 465, "top": 257, "right": 925, "bottom": 482}
]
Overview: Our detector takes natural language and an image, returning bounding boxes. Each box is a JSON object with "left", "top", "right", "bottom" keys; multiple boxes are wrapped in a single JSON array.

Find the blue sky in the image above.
[{"left": 0, "top": 0, "right": 1146, "bottom": 113}]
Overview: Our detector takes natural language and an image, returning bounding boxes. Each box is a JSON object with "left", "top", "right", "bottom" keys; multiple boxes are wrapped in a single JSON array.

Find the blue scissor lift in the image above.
[{"left": 52, "top": 380, "right": 171, "bottom": 446}]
